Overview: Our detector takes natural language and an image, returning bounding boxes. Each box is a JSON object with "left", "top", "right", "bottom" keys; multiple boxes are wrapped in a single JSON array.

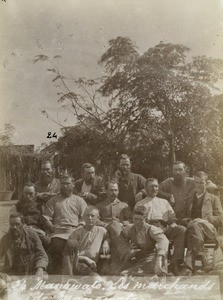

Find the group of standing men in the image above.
[{"left": 0, "top": 154, "right": 223, "bottom": 280}]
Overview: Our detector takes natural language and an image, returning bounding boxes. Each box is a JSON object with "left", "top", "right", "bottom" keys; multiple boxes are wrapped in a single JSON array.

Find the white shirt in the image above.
[
  {"left": 135, "top": 196, "right": 176, "bottom": 223},
  {"left": 81, "top": 181, "right": 92, "bottom": 194}
]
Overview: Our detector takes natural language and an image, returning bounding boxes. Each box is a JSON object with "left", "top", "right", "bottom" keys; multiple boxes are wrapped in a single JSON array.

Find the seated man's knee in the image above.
[
  {"left": 50, "top": 237, "right": 66, "bottom": 253},
  {"left": 108, "top": 221, "right": 122, "bottom": 236},
  {"left": 187, "top": 222, "right": 197, "bottom": 231},
  {"left": 177, "top": 225, "right": 186, "bottom": 234},
  {"left": 64, "top": 239, "right": 78, "bottom": 253}
]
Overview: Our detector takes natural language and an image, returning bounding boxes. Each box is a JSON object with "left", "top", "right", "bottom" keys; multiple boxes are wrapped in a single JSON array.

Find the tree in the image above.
[
  {"left": 99, "top": 38, "right": 223, "bottom": 178},
  {"left": 34, "top": 53, "right": 166, "bottom": 178},
  {"left": 0, "top": 123, "right": 15, "bottom": 146},
  {"left": 34, "top": 38, "right": 223, "bottom": 182}
]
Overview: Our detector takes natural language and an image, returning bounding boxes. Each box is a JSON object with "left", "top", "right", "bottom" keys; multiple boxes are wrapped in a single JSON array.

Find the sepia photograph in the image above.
[{"left": 0, "top": 0, "right": 223, "bottom": 299}]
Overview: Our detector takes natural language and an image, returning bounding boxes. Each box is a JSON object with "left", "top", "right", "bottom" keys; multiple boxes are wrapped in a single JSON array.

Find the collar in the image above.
[
  {"left": 112, "top": 198, "right": 120, "bottom": 205},
  {"left": 196, "top": 192, "right": 205, "bottom": 199},
  {"left": 135, "top": 225, "right": 146, "bottom": 233},
  {"left": 105, "top": 198, "right": 120, "bottom": 205},
  {"left": 144, "top": 196, "right": 156, "bottom": 202},
  {"left": 83, "top": 180, "right": 92, "bottom": 186},
  {"left": 173, "top": 177, "right": 187, "bottom": 187}
]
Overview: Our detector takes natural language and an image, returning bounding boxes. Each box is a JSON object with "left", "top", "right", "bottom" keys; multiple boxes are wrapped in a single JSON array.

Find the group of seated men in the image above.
[{"left": 0, "top": 154, "right": 223, "bottom": 280}]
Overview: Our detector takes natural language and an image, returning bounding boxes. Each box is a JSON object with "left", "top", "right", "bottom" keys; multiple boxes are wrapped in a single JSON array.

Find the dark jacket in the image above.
[
  {"left": 115, "top": 172, "right": 146, "bottom": 210},
  {"left": 73, "top": 176, "right": 106, "bottom": 205},
  {"left": 35, "top": 177, "right": 60, "bottom": 194},
  {"left": 186, "top": 191, "right": 223, "bottom": 228},
  {"left": 16, "top": 198, "right": 43, "bottom": 229},
  {"left": 0, "top": 227, "right": 48, "bottom": 275}
]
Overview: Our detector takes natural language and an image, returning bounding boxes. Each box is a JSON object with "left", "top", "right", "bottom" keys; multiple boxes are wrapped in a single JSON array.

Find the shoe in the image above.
[
  {"left": 201, "top": 256, "right": 214, "bottom": 273},
  {"left": 169, "top": 260, "right": 180, "bottom": 276},
  {"left": 179, "top": 266, "right": 193, "bottom": 276}
]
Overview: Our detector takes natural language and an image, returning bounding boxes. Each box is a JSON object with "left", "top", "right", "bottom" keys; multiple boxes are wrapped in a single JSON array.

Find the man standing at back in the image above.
[
  {"left": 114, "top": 154, "right": 146, "bottom": 210},
  {"left": 74, "top": 163, "right": 106, "bottom": 205},
  {"left": 35, "top": 160, "right": 60, "bottom": 211},
  {"left": 159, "top": 161, "right": 194, "bottom": 220}
]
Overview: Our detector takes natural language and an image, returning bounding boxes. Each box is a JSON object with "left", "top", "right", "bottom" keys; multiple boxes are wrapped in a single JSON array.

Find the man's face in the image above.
[
  {"left": 145, "top": 180, "right": 158, "bottom": 198},
  {"left": 133, "top": 214, "right": 146, "bottom": 230},
  {"left": 106, "top": 183, "right": 119, "bottom": 201},
  {"left": 119, "top": 158, "right": 131, "bottom": 175},
  {"left": 41, "top": 163, "right": 54, "bottom": 180},
  {"left": 84, "top": 208, "right": 99, "bottom": 228},
  {"left": 9, "top": 217, "right": 23, "bottom": 238},
  {"left": 82, "top": 167, "right": 95, "bottom": 184},
  {"left": 23, "top": 186, "right": 36, "bottom": 202},
  {"left": 60, "top": 177, "right": 74, "bottom": 197},
  {"left": 173, "top": 163, "right": 186, "bottom": 184},
  {"left": 194, "top": 176, "right": 207, "bottom": 195}
]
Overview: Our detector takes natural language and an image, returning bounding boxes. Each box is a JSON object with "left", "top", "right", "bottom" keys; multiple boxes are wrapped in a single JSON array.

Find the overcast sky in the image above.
[{"left": 1, "top": 0, "right": 223, "bottom": 148}]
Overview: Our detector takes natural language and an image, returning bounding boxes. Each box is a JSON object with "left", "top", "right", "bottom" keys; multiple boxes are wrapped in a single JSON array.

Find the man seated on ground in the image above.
[
  {"left": 120, "top": 205, "right": 169, "bottom": 276},
  {"left": 183, "top": 171, "right": 223, "bottom": 274},
  {"left": 74, "top": 163, "right": 106, "bottom": 205},
  {"left": 114, "top": 154, "right": 146, "bottom": 210},
  {"left": 15, "top": 182, "right": 50, "bottom": 250},
  {"left": 35, "top": 160, "right": 60, "bottom": 212},
  {"left": 0, "top": 213, "right": 48, "bottom": 278},
  {"left": 62, "top": 206, "right": 110, "bottom": 275},
  {"left": 43, "top": 174, "right": 87, "bottom": 274},
  {"left": 135, "top": 178, "right": 186, "bottom": 275}
]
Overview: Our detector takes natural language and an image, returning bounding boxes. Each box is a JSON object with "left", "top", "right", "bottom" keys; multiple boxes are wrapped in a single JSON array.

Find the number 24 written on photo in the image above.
[{"left": 47, "top": 132, "right": 57, "bottom": 139}]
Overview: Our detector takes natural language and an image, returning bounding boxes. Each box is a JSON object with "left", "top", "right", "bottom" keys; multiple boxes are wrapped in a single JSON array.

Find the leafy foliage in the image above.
[
  {"left": 35, "top": 37, "right": 223, "bottom": 183},
  {"left": 0, "top": 123, "right": 15, "bottom": 146}
]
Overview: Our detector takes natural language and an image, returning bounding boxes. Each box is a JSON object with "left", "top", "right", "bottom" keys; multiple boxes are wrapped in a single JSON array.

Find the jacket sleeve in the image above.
[
  {"left": 87, "top": 177, "right": 106, "bottom": 204},
  {"left": 148, "top": 225, "right": 169, "bottom": 256},
  {"left": 32, "top": 231, "right": 49, "bottom": 270},
  {"left": 96, "top": 177, "right": 106, "bottom": 196},
  {"left": 121, "top": 225, "right": 132, "bottom": 242},
  {"left": 166, "top": 202, "right": 177, "bottom": 223},
  {"left": 43, "top": 198, "right": 55, "bottom": 221},
  {"left": 73, "top": 179, "right": 82, "bottom": 195},
  {"left": 207, "top": 196, "right": 223, "bottom": 228},
  {"left": 137, "top": 175, "right": 146, "bottom": 191},
  {"left": 77, "top": 197, "right": 87, "bottom": 226},
  {"left": 119, "top": 206, "right": 133, "bottom": 223},
  {"left": 158, "top": 179, "right": 172, "bottom": 200}
]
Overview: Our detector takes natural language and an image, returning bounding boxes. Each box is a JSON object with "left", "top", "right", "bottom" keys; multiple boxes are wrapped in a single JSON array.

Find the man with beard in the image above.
[
  {"left": 114, "top": 154, "right": 146, "bottom": 210},
  {"left": 35, "top": 161, "right": 60, "bottom": 212},
  {"left": 135, "top": 178, "right": 186, "bottom": 275},
  {"left": 74, "top": 163, "right": 106, "bottom": 205},
  {"left": 0, "top": 213, "right": 48, "bottom": 278},
  {"left": 158, "top": 161, "right": 195, "bottom": 220},
  {"left": 62, "top": 206, "right": 110, "bottom": 275},
  {"left": 43, "top": 174, "right": 87, "bottom": 274},
  {"left": 15, "top": 182, "right": 50, "bottom": 250}
]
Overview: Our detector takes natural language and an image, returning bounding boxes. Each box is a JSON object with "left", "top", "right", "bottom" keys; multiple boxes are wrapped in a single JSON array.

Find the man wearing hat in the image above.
[{"left": 120, "top": 205, "right": 169, "bottom": 276}]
